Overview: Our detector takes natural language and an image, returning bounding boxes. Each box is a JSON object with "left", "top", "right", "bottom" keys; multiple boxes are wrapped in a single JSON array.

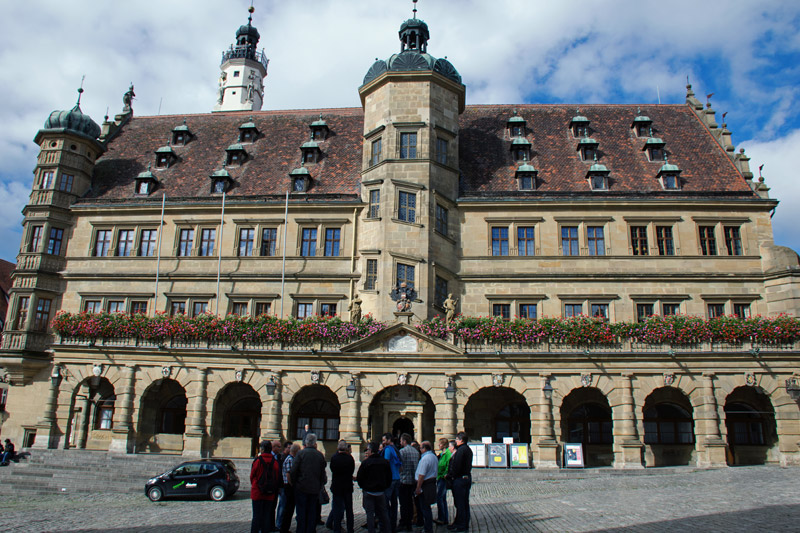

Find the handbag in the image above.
[
  {"left": 320, "top": 485, "right": 330, "bottom": 505},
  {"left": 422, "top": 478, "right": 436, "bottom": 506}
]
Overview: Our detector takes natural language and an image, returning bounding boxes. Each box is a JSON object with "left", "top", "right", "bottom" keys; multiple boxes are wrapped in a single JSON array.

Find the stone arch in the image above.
[
  {"left": 290, "top": 384, "right": 341, "bottom": 452},
  {"left": 724, "top": 386, "right": 778, "bottom": 465},
  {"left": 65, "top": 375, "right": 116, "bottom": 451},
  {"left": 464, "top": 387, "right": 531, "bottom": 443},
  {"left": 137, "top": 378, "right": 188, "bottom": 454},
  {"left": 560, "top": 387, "right": 613, "bottom": 467},
  {"left": 210, "top": 381, "right": 262, "bottom": 458},
  {"left": 368, "top": 384, "right": 435, "bottom": 444},
  {"left": 642, "top": 386, "right": 695, "bottom": 466}
]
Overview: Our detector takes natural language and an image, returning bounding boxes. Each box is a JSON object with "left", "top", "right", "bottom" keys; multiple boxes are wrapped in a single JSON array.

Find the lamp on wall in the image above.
[
  {"left": 543, "top": 378, "right": 554, "bottom": 400},
  {"left": 346, "top": 377, "right": 357, "bottom": 399},
  {"left": 786, "top": 377, "right": 800, "bottom": 400},
  {"left": 266, "top": 375, "right": 277, "bottom": 396},
  {"left": 50, "top": 365, "right": 62, "bottom": 387},
  {"left": 444, "top": 377, "right": 456, "bottom": 400}
]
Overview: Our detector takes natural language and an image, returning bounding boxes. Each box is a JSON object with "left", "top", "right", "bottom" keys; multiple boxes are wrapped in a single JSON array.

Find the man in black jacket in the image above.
[
  {"left": 357, "top": 442, "right": 392, "bottom": 533},
  {"left": 446, "top": 432, "right": 473, "bottom": 532},
  {"left": 327, "top": 440, "right": 355, "bottom": 533},
  {"left": 290, "top": 433, "right": 327, "bottom": 533}
]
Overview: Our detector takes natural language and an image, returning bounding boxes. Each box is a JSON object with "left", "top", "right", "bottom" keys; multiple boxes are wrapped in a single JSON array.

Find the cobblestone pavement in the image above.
[{"left": 2, "top": 467, "right": 800, "bottom": 532}]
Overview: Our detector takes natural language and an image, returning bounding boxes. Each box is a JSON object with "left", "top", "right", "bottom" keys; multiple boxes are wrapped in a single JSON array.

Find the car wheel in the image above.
[
  {"left": 209, "top": 485, "right": 226, "bottom": 502},
  {"left": 147, "top": 486, "right": 164, "bottom": 502}
]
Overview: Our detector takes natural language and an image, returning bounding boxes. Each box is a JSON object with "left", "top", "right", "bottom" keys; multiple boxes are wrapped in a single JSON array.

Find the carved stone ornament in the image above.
[
  {"left": 0, "top": 369, "right": 9, "bottom": 384},
  {"left": 161, "top": 366, "right": 171, "bottom": 378},
  {"left": 745, "top": 372, "right": 757, "bottom": 387},
  {"left": 397, "top": 373, "right": 409, "bottom": 386},
  {"left": 580, "top": 374, "right": 593, "bottom": 387},
  {"left": 235, "top": 369, "right": 244, "bottom": 383},
  {"left": 663, "top": 373, "right": 676, "bottom": 387},
  {"left": 388, "top": 334, "right": 418, "bottom": 353},
  {"left": 492, "top": 374, "right": 504, "bottom": 387},
  {"left": 311, "top": 370, "right": 321, "bottom": 385},
  {"left": 92, "top": 364, "right": 103, "bottom": 378}
]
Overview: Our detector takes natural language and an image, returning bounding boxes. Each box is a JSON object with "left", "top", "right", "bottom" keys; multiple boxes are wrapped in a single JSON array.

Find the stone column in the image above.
[
  {"left": 75, "top": 392, "right": 91, "bottom": 449},
  {"left": 533, "top": 373, "right": 559, "bottom": 469},
  {"left": 696, "top": 372, "right": 727, "bottom": 468},
  {"left": 435, "top": 374, "right": 457, "bottom": 441},
  {"left": 339, "top": 374, "right": 361, "bottom": 444},
  {"left": 110, "top": 365, "right": 137, "bottom": 453},
  {"left": 183, "top": 367, "right": 208, "bottom": 456},
  {"left": 33, "top": 366, "right": 62, "bottom": 449},
  {"left": 613, "top": 373, "right": 643, "bottom": 469},
  {"left": 261, "top": 374, "right": 282, "bottom": 441}
]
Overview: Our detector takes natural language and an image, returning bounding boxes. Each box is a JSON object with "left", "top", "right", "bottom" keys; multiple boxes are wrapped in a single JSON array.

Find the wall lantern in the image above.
[
  {"left": 786, "top": 377, "right": 800, "bottom": 400},
  {"left": 346, "top": 377, "right": 357, "bottom": 399},
  {"left": 51, "top": 365, "right": 62, "bottom": 386},
  {"left": 266, "top": 375, "right": 277, "bottom": 396},
  {"left": 543, "top": 379, "right": 554, "bottom": 400},
  {"left": 444, "top": 377, "right": 456, "bottom": 400}
]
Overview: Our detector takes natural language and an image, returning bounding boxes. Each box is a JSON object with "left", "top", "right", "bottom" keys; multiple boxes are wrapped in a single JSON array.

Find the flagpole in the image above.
[{"left": 280, "top": 190, "right": 289, "bottom": 317}]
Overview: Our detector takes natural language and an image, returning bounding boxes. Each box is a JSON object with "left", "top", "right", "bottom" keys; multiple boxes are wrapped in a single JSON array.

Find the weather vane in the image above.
[{"left": 412, "top": 0, "right": 418, "bottom": 18}]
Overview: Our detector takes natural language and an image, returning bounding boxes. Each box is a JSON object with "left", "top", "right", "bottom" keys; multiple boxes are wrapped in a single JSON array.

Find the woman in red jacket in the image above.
[{"left": 251, "top": 440, "right": 281, "bottom": 533}]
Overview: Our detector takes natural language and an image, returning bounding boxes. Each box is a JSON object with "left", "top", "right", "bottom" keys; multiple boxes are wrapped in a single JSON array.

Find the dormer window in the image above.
[
  {"left": 577, "top": 136, "right": 599, "bottom": 161},
  {"left": 310, "top": 114, "right": 329, "bottom": 141},
  {"left": 290, "top": 166, "right": 311, "bottom": 193},
  {"left": 507, "top": 112, "right": 526, "bottom": 137},
  {"left": 632, "top": 109, "right": 652, "bottom": 137},
  {"left": 570, "top": 111, "right": 590, "bottom": 138},
  {"left": 643, "top": 134, "right": 666, "bottom": 162},
  {"left": 209, "top": 168, "right": 233, "bottom": 194},
  {"left": 516, "top": 160, "right": 537, "bottom": 191},
  {"left": 172, "top": 120, "right": 191, "bottom": 146},
  {"left": 238, "top": 119, "right": 259, "bottom": 143},
  {"left": 510, "top": 137, "right": 531, "bottom": 161},
  {"left": 300, "top": 138, "right": 321, "bottom": 164},
  {"left": 226, "top": 144, "right": 247, "bottom": 166},
  {"left": 154, "top": 145, "right": 176, "bottom": 168},
  {"left": 657, "top": 157, "right": 682, "bottom": 190},
  {"left": 134, "top": 166, "right": 158, "bottom": 196},
  {"left": 587, "top": 158, "right": 609, "bottom": 191}
]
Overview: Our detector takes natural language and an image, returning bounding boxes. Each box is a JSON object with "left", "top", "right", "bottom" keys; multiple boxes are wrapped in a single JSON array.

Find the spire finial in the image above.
[
  {"left": 649, "top": 127, "right": 654, "bottom": 138},
  {"left": 248, "top": 1, "right": 254, "bottom": 24},
  {"left": 76, "top": 75, "right": 86, "bottom": 106},
  {"left": 663, "top": 152, "right": 669, "bottom": 163},
  {"left": 412, "top": 0, "right": 418, "bottom": 19},
  {"left": 593, "top": 152, "right": 599, "bottom": 163}
]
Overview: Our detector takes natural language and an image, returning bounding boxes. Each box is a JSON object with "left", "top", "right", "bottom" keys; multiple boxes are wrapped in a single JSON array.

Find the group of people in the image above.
[
  {"left": 0, "top": 439, "right": 15, "bottom": 466},
  {"left": 251, "top": 430, "right": 473, "bottom": 533}
]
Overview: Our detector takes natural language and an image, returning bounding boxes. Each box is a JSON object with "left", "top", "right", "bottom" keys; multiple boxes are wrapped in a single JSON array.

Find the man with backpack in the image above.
[{"left": 251, "top": 440, "right": 281, "bottom": 533}]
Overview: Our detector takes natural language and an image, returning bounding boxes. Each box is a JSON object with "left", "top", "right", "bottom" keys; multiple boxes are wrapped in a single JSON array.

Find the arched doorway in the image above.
[
  {"left": 291, "top": 385, "right": 340, "bottom": 456},
  {"left": 67, "top": 377, "right": 115, "bottom": 451},
  {"left": 138, "top": 378, "right": 187, "bottom": 453},
  {"left": 211, "top": 382, "right": 262, "bottom": 457},
  {"left": 464, "top": 387, "right": 531, "bottom": 443},
  {"left": 642, "top": 387, "right": 694, "bottom": 466},
  {"left": 724, "top": 386, "right": 778, "bottom": 465},
  {"left": 560, "top": 388, "right": 613, "bottom": 467},
  {"left": 368, "top": 385, "right": 435, "bottom": 444}
]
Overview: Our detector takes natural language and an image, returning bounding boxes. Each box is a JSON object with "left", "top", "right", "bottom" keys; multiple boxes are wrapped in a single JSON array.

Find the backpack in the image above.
[{"left": 256, "top": 455, "right": 280, "bottom": 496}]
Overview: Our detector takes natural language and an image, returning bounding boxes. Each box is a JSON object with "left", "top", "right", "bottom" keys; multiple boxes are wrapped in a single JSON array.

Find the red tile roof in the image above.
[{"left": 83, "top": 104, "right": 754, "bottom": 204}]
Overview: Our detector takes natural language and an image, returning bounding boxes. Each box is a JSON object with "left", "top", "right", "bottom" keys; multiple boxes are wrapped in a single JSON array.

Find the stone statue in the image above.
[
  {"left": 443, "top": 293, "right": 458, "bottom": 324},
  {"left": 246, "top": 71, "right": 256, "bottom": 102},
  {"left": 217, "top": 72, "right": 227, "bottom": 104},
  {"left": 122, "top": 84, "right": 135, "bottom": 113},
  {"left": 348, "top": 294, "right": 363, "bottom": 324}
]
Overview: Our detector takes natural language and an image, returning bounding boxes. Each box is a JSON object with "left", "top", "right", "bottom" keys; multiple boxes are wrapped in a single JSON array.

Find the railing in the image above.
[
  {"left": 221, "top": 45, "right": 269, "bottom": 69},
  {"left": 2, "top": 331, "right": 52, "bottom": 351},
  {"left": 15, "top": 253, "right": 66, "bottom": 273},
  {"left": 29, "top": 189, "right": 73, "bottom": 209}
]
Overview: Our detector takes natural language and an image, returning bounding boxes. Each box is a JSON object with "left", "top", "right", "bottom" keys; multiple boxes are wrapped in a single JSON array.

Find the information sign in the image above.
[
  {"left": 509, "top": 444, "right": 530, "bottom": 468},
  {"left": 469, "top": 443, "right": 487, "bottom": 467},
  {"left": 487, "top": 443, "right": 508, "bottom": 468},
  {"left": 563, "top": 443, "right": 584, "bottom": 468}
]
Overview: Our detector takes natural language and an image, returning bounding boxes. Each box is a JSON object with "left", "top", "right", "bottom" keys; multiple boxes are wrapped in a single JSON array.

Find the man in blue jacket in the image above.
[{"left": 381, "top": 432, "right": 402, "bottom": 533}]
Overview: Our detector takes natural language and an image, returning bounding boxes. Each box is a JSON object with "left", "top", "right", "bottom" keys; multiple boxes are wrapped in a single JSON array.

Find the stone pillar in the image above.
[
  {"left": 613, "top": 373, "right": 643, "bottom": 469},
  {"left": 110, "top": 365, "right": 137, "bottom": 453},
  {"left": 75, "top": 392, "right": 91, "bottom": 449},
  {"left": 533, "top": 373, "right": 559, "bottom": 469},
  {"left": 183, "top": 367, "right": 208, "bottom": 456},
  {"left": 262, "top": 374, "right": 282, "bottom": 441},
  {"left": 695, "top": 372, "right": 728, "bottom": 468},
  {"left": 33, "top": 366, "right": 62, "bottom": 449},
  {"left": 340, "top": 374, "right": 361, "bottom": 444},
  {"left": 435, "top": 374, "right": 457, "bottom": 441}
]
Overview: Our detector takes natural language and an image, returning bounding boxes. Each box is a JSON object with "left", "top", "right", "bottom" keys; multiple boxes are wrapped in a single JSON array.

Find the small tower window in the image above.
[
  {"left": 632, "top": 109, "right": 652, "bottom": 138},
  {"left": 657, "top": 156, "right": 682, "bottom": 190},
  {"left": 511, "top": 138, "right": 531, "bottom": 162},
  {"left": 310, "top": 114, "right": 329, "bottom": 141},
  {"left": 172, "top": 120, "right": 191, "bottom": 146},
  {"left": 209, "top": 167, "right": 233, "bottom": 194},
  {"left": 226, "top": 144, "right": 247, "bottom": 166},
  {"left": 587, "top": 157, "right": 609, "bottom": 191},
  {"left": 570, "top": 110, "right": 590, "bottom": 138},
  {"left": 134, "top": 166, "right": 158, "bottom": 196},
  {"left": 290, "top": 166, "right": 311, "bottom": 193},
  {"left": 239, "top": 118, "right": 259, "bottom": 143},
  {"left": 577, "top": 137, "right": 599, "bottom": 162},
  {"left": 516, "top": 159, "right": 537, "bottom": 191},
  {"left": 644, "top": 131, "right": 666, "bottom": 162},
  {"left": 507, "top": 112, "right": 526, "bottom": 137},
  {"left": 300, "top": 137, "right": 321, "bottom": 164},
  {"left": 154, "top": 144, "right": 176, "bottom": 168}
]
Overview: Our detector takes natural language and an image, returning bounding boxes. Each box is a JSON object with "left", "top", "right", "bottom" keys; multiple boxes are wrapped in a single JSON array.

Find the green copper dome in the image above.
[{"left": 43, "top": 102, "right": 101, "bottom": 141}]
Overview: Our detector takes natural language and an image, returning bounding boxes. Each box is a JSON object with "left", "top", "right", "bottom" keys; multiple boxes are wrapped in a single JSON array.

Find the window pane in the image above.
[
  {"left": 591, "top": 304, "right": 609, "bottom": 319},
  {"left": 662, "top": 303, "right": 680, "bottom": 316},
  {"left": 365, "top": 259, "right": 378, "bottom": 290},
  {"left": 707, "top": 304, "right": 724, "bottom": 319},
  {"left": 561, "top": 226, "right": 578, "bottom": 256},
  {"left": 324, "top": 228, "right": 341, "bottom": 257},
  {"left": 519, "top": 304, "right": 537, "bottom": 319},
  {"left": 47, "top": 228, "right": 64, "bottom": 255},
  {"left": 587, "top": 226, "right": 604, "bottom": 256},
  {"left": 238, "top": 228, "right": 255, "bottom": 257},
  {"left": 434, "top": 276, "right": 447, "bottom": 308},
  {"left": 178, "top": 229, "right": 194, "bottom": 257},
  {"left": 369, "top": 190, "right": 380, "bottom": 218},
  {"left": 492, "top": 304, "right": 510, "bottom": 319},
  {"left": 371, "top": 138, "right": 382, "bottom": 166},
  {"left": 297, "top": 303, "right": 313, "bottom": 318},
  {"left": 699, "top": 226, "right": 717, "bottom": 256},
  {"left": 656, "top": 226, "right": 674, "bottom": 256},
  {"left": 261, "top": 228, "right": 277, "bottom": 256},
  {"left": 130, "top": 301, "right": 148, "bottom": 315},
  {"left": 398, "top": 191, "right": 416, "bottom": 223},
  {"left": 724, "top": 226, "right": 742, "bottom": 256},
  {"left": 95, "top": 230, "right": 112, "bottom": 257},
  {"left": 139, "top": 229, "right": 157, "bottom": 257},
  {"left": 34, "top": 299, "right": 52, "bottom": 331},
  {"left": 400, "top": 132, "right": 417, "bottom": 159},
  {"left": 492, "top": 227, "right": 509, "bottom": 256},
  {"left": 117, "top": 230, "right": 134, "bottom": 257},
  {"left": 29, "top": 226, "right": 43, "bottom": 253},
  {"left": 435, "top": 204, "right": 448, "bottom": 235},
  {"left": 565, "top": 304, "right": 582, "bottom": 317},
  {"left": 517, "top": 227, "right": 535, "bottom": 256},
  {"left": 630, "top": 226, "right": 648, "bottom": 256},
  {"left": 199, "top": 229, "right": 216, "bottom": 256},
  {"left": 193, "top": 302, "right": 208, "bottom": 316},
  {"left": 301, "top": 228, "right": 317, "bottom": 257},
  {"left": 636, "top": 304, "right": 654, "bottom": 322},
  {"left": 170, "top": 301, "right": 186, "bottom": 316},
  {"left": 396, "top": 263, "right": 415, "bottom": 289}
]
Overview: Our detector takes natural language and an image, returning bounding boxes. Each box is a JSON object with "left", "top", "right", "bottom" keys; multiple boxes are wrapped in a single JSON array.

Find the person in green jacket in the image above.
[{"left": 434, "top": 438, "right": 453, "bottom": 525}]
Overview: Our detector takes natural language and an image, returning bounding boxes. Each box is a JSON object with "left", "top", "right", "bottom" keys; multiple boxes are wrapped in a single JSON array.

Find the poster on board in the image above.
[
  {"left": 487, "top": 443, "right": 508, "bottom": 468},
  {"left": 469, "top": 443, "right": 487, "bottom": 467},
  {"left": 563, "top": 443, "right": 584, "bottom": 468},
  {"left": 509, "top": 444, "right": 530, "bottom": 468}
]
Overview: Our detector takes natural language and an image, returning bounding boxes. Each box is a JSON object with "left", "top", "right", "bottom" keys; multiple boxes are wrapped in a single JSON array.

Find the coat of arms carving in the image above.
[
  {"left": 663, "top": 373, "right": 676, "bottom": 387},
  {"left": 161, "top": 366, "right": 171, "bottom": 378},
  {"left": 235, "top": 369, "right": 244, "bottom": 382},
  {"left": 745, "top": 372, "right": 757, "bottom": 387},
  {"left": 492, "top": 374, "right": 504, "bottom": 387},
  {"left": 311, "top": 370, "right": 321, "bottom": 384},
  {"left": 580, "top": 374, "right": 592, "bottom": 387},
  {"left": 397, "top": 373, "right": 409, "bottom": 386}
]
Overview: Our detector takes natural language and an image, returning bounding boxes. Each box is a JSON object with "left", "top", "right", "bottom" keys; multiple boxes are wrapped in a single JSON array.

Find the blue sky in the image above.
[{"left": 1, "top": 0, "right": 798, "bottom": 263}]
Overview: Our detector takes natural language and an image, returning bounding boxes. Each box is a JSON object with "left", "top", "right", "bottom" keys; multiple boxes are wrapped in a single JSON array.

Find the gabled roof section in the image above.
[{"left": 340, "top": 322, "right": 464, "bottom": 355}]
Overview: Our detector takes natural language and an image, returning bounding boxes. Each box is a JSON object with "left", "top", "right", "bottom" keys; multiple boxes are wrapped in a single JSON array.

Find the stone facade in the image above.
[{"left": 1, "top": 11, "right": 800, "bottom": 468}]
